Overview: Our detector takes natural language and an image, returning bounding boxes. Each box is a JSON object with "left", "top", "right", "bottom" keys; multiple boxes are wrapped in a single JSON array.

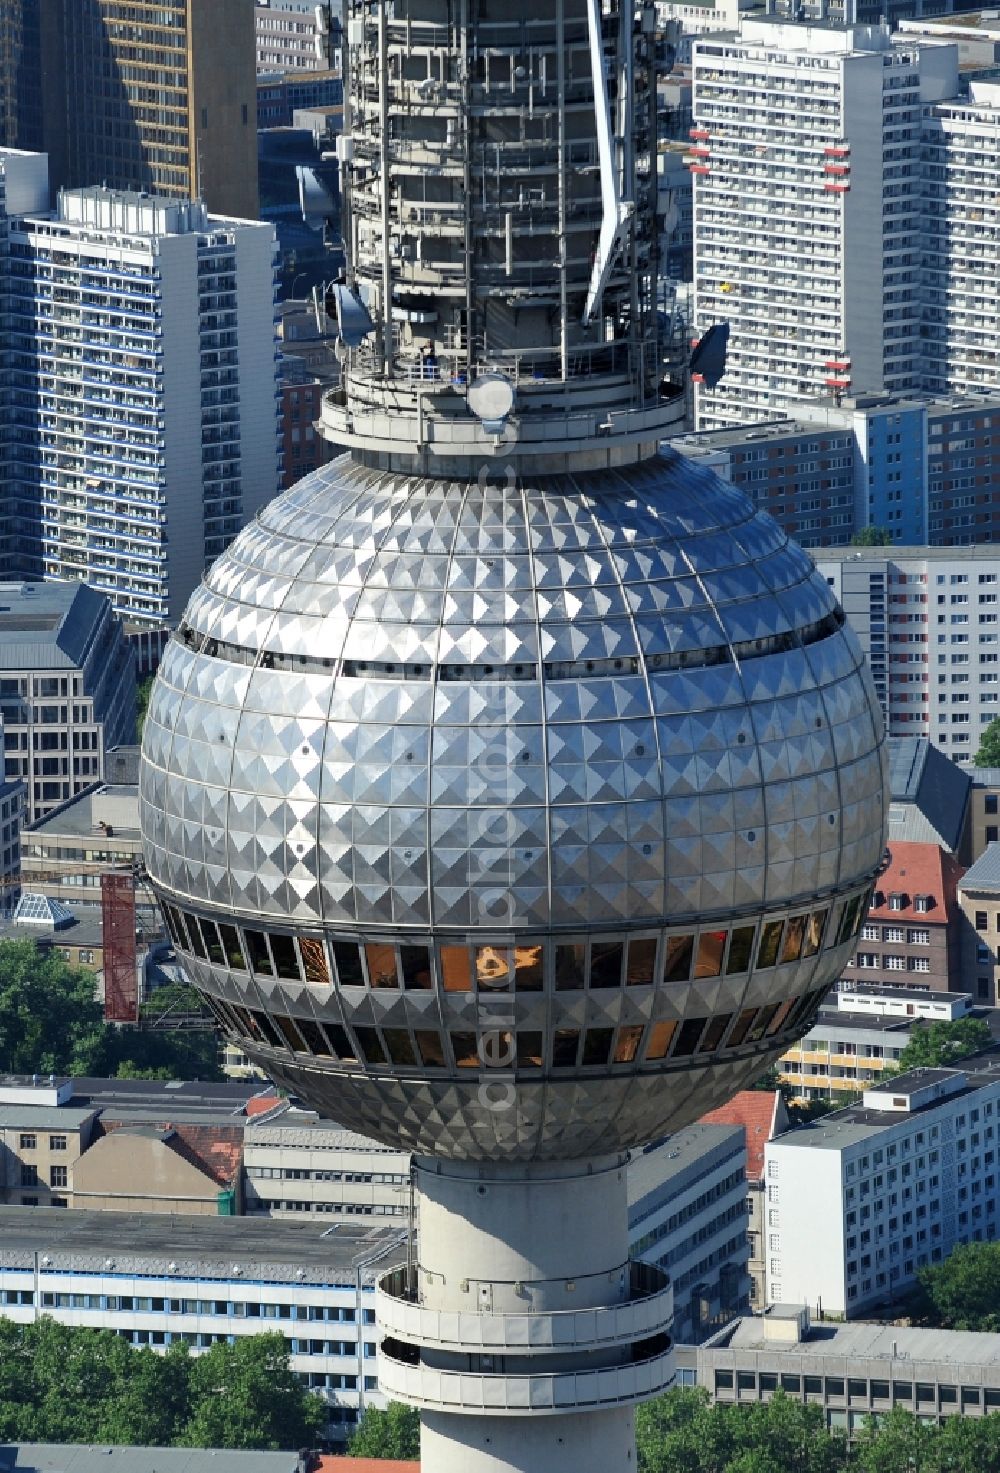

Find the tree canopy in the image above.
[
  {"left": 893, "top": 1017, "right": 991, "bottom": 1074},
  {"left": 0, "top": 939, "right": 224, "bottom": 1081},
  {"left": 850, "top": 527, "right": 894, "bottom": 547},
  {"left": 975, "top": 716, "right": 1000, "bottom": 768},
  {"left": 349, "top": 1401, "right": 421, "bottom": 1459},
  {"left": 0, "top": 1320, "right": 322, "bottom": 1450},
  {"left": 912, "top": 1240, "right": 1000, "bottom": 1332}
]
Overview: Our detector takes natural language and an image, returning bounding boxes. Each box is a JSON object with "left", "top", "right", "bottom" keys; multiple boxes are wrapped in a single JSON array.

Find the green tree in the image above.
[
  {"left": 853, "top": 1406, "right": 939, "bottom": 1473},
  {"left": 914, "top": 1240, "right": 1000, "bottom": 1331},
  {"left": 975, "top": 716, "right": 1000, "bottom": 768},
  {"left": 893, "top": 1017, "right": 991, "bottom": 1074},
  {"left": 851, "top": 526, "right": 894, "bottom": 547},
  {"left": 0, "top": 940, "right": 106, "bottom": 1074},
  {"left": 0, "top": 939, "right": 224, "bottom": 1082},
  {"left": 635, "top": 1389, "right": 847, "bottom": 1473},
  {"left": 349, "top": 1401, "right": 421, "bottom": 1459},
  {"left": 179, "top": 1332, "right": 324, "bottom": 1450},
  {"left": 136, "top": 675, "right": 154, "bottom": 742}
]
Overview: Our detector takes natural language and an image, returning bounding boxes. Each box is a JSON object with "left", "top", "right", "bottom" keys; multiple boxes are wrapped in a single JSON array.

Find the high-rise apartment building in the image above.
[
  {"left": 815, "top": 546, "right": 1000, "bottom": 760},
  {"left": 31, "top": 0, "right": 258, "bottom": 220},
  {"left": 0, "top": 147, "right": 47, "bottom": 573},
  {"left": 923, "top": 78, "right": 1000, "bottom": 397},
  {"left": 691, "top": 24, "right": 957, "bottom": 428},
  {"left": 1, "top": 165, "right": 281, "bottom": 626}
]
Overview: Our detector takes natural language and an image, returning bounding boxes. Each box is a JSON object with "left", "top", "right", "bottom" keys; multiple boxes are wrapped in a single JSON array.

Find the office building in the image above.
[
  {"left": 244, "top": 1115, "right": 411, "bottom": 1221},
  {"left": 244, "top": 1110, "right": 756, "bottom": 1338},
  {"left": 690, "top": 24, "right": 957, "bottom": 429},
  {"left": 0, "top": 581, "right": 135, "bottom": 827},
  {"left": 957, "top": 844, "right": 1000, "bottom": 1004},
  {"left": 257, "top": 69, "right": 344, "bottom": 131},
  {"left": 777, "top": 985, "right": 972, "bottom": 1103},
  {"left": 764, "top": 1062, "right": 1000, "bottom": 1317},
  {"left": 279, "top": 356, "right": 333, "bottom": 489},
  {"left": 41, "top": 0, "right": 258, "bottom": 220},
  {"left": 700, "top": 1091, "right": 789, "bottom": 1310},
  {"left": 687, "top": 1305, "right": 1000, "bottom": 1436},
  {"left": 3, "top": 177, "right": 281, "bottom": 626},
  {"left": 256, "top": 1, "right": 341, "bottom": 75},
  {"left": 629, "top": 1124, "right": 751, "bottom": 1346},
  {"left": 843, "top": 839, "right": 964, "bottom": 994},
  {"left": 21, "top": 778, "right": 156, "bottom": 917},
  {"left": 0, "top": 767, "right": 21, "bottom": 917},
  {"left": 673, "top": 392, "right": 1000, "bottom": 549},
  {"left": 0, "top": 1204, "right": 405, "bottom": 1442}
]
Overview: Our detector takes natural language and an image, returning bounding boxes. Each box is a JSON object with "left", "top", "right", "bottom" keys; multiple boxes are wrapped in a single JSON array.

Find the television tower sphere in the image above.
[{"left": 140, "top": 2, "right": 887, "bottom": 1469}]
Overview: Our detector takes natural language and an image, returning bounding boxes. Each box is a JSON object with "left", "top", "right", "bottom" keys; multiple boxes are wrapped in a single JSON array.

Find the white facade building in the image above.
[
  {"left": 2, "top": 165, "right": 281, "bottom": 627},
  {"left": 764, "top": 1063, "right": 1000, "bottom": 1318},
  {"left": 815, "top": 546, "right": 1000, "bottom": 760},
  {"left": 0, "top": 1204, "right": 405, "bottom": 1444},
  {"left": 923, "top": 78, "right": 1000, "bottom": 398},
  {"left": 244, "top": 1116, "right": 411, "bottom": 1220},
  {"left": 690, "top": 24, "right": 962, "bottom": 429}
]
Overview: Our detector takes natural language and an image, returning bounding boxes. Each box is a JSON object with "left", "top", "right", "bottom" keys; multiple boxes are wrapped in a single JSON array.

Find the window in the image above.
[
  {"left": 19, "top": 1134, "right": 36, "bottom": 1151},
  {"left": 49, "top": 1135, "right": 66, "bottom": 1152},
  {"left": 50, "top": 1166, "right": 68, "bottom": 1188}
]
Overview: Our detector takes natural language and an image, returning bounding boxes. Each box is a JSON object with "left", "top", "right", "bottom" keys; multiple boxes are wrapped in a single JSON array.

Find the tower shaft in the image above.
[
  {"left": 326, "top": 0, "right": 682, "bottom": 474},
  {"left": 376, "top": 1159, "right": 673, "bottom": 1472}
]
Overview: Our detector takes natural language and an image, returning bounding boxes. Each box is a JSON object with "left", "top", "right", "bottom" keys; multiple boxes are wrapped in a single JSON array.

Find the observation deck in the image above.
[{"left": 375, "top": 1258, "right": 674, "bottom": 1415}]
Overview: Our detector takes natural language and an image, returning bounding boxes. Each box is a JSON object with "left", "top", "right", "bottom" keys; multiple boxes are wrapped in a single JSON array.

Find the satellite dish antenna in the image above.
[{"left": 468, "top": 373, "right": 514, "bottom": 435}]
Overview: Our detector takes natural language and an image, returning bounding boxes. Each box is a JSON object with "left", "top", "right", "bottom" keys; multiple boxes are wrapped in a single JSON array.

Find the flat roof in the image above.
[
  {"left": 0, "top": 1205, "right": 407, "bottom": 1283},
  {"left": 247, "top": 1113, "right": 404, "bottom": 1153},
  {"left": 628, "top": 1122, "right": 744, "bottom": 1204},
  {"left": 28, "top": 785, "right": 140, "bottom": 839},
  {"left": 715, "top": 1314, "right": 1000, "bottom": 1370},
  {"left": 0, "top": 1451, "right": 305, "bottom": 1473},
  {"left": 815, "top": 544, "right": 1000, "bottom": 563},
  {"left": 773, "top": 1060, "right": 1000, "bottom": 1150},
  {"left": 805, "top": 1007, "right": 913, "bottom": 1037},
  {"left": 0, "top": 1106, "right": 96, "bottom": 1130}
]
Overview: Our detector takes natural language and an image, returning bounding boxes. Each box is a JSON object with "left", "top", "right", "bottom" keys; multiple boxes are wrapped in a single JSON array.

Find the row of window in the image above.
[
  {"left": 860, "top": 926, "right": 930, "bottom": 944},
  {"left": 199, "top": 986, "right": 828, "bottom": 1075},
  {"left": 714, "top": 1369, "right": 998, "bottom": 1409},
  {"left": 851, "top": 954, "right": 930, "bottom": 972},
  {"left": 18, "top": 1134, "right": 66, "bottom": 1151},
  {"left": 161, "top": 891, "right": 867, "bottom": 995},
  {"left": 25, "top": 1291, "right": 372, "bottom": 1322}
]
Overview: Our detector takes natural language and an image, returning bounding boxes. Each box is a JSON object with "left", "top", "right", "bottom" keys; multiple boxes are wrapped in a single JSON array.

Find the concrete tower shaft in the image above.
[{"left": 325, "top": 0, "right": 682, "bottom": 472}]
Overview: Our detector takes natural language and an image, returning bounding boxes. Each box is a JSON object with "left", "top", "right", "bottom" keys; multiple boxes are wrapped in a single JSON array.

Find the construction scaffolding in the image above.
[{"left": 100, "top": 871, "right": 138, "bottom": 1023}]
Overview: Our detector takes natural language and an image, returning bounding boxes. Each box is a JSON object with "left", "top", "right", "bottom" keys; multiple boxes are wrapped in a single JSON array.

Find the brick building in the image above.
[{"left": 844, "top": 840, "right": 965, "bottom": 994}]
